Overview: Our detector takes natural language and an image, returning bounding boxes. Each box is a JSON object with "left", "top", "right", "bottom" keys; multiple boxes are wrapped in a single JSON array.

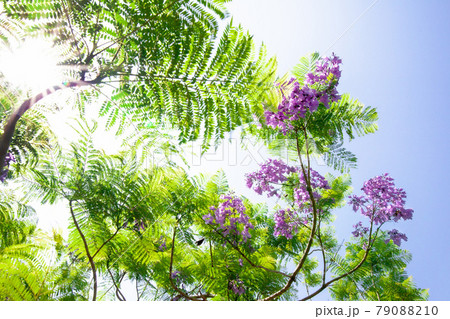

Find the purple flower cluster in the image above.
[
  {"left": 203, "top": 194, "right": 254, "bottom": 243},
  {"left": 265, "top": 83, "right": 320, "bottom": 134},
  {"left": 386, "top": 229, "right": 408, "bottom": 246},
  {"left": 349, "top": 174, "right": 413, "bottom": 225},
  {"left": 245, "top": 159, "right": 296, "bottom": 197},
  {"left": 305, "top": 53, "right": 342, "bottom": 107},
  {"left": 293, "top": 169, "right": 330, "bottom": 208},
  {"left": 133, "top": 218, "right": 146, "bottom": 231},
  {"left": 264, "top": 54, "right": 342, "bottom": 134},
  {"left": 273, "top": 208, "right": 305, "bottom": 239},
  {"left": 170, "top": 270, "right": 185, "bottom": 288},
  {"left": 352, "top": 221, "right": 369, "bottom": 238},
  {"left": 247, "top": 160, "right": 330, "bottom": 239},
  {"left": 273, "top": 170, "right": 329, "bottom": 239},
  {"left": 170, "top": 270, "right": 181, "bottom": 279},
  {"left": 349, "top": 174, "right": 413, "bottom": 246},
  {"left": 229, "top": 279, "right": 245, "bottom": 295},
  {"left": 0, "top": 152, "right": 15, "bottom": 182},
  {"left": 156, "top": 235, "right": 166, "bottom": 252}
]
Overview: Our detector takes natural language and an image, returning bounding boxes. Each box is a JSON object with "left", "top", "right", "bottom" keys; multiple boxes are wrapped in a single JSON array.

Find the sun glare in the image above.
[{"left": 0, "top": 38, "right": 63, "bottom": 93}]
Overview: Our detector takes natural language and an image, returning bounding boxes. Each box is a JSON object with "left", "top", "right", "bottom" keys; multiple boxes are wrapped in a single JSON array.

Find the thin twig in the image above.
[
  {"left": 300, "top": 214, "right": 377, "bottom": 301},
  {"left": 316, "top": 219, "right": 327, "bottom": 285},
  {"left": 92, "top": 226, "right": 122, "bottom": 259},
  {"left": 62, "top": 2, "right": 82, "bottom": 58},
  {"left": 69, "top": 200, "right": 98, "bottom": 301},
  {"left": 136, "top": 280, "right": 140, "bottom": 301},
  {"left": 107, "top": 268, "right": 126, "bottom": 301},
  {"left": 168, "top": 225, "right": 199, "bottom": 301}
]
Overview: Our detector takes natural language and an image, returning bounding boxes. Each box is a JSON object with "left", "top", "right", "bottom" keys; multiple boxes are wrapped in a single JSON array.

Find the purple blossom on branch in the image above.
[
  {"left": 0, "top": 152, "right": 15, "bottom": 182},
  {"left": 349, "top": 173, "right": 413, "bottom": 225},
  {"left": 352, "top": 221, "right": 369, "bottom": 238},
  {"left": 305, "top": 53, "right": 342, "bottom": 106},
  {"left": 245, "top": 159, "right": 296, "bottom": 197},
  {"left": 273, "top": 208, "right": 305, "bottom": 239},
  {"left": 349, "top": 174, "right": 413, "bottom": 246},
  {"left": 264, "top": 54, "right": 342, "bottom": 135},
  {"left": 386, "top": 229, "right": 408, "bottom": 246},
  {"left": 203, "top": 194, "right": 254, "bottom": 244},
  {"left": 293, "top": 169, "right": 330, "bottom": 208},
  {"left": 156, "top": 235, "right": 167, "bottom": 252},
  {"left": 170, "top": 270, "right": 180, "bottom": 279},
  {"left": 247, "top": 159, "right": 330, "bottom": 239},
  {"left": 229, "top": 279, "right": 245, "bottom": 295},
  {"left": 245, "top": 159, "right": 329, "bottom": 204}
]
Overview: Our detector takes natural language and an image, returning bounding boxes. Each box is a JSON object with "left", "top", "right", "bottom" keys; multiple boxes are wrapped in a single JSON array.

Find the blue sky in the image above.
[{"left": 219, "top": 0, "right": 450, "bottom": 300}]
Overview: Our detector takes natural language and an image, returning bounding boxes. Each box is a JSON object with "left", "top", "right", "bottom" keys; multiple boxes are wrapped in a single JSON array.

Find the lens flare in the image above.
[{"left": 0, "top": 38, "right": 63, "bottom": 92}]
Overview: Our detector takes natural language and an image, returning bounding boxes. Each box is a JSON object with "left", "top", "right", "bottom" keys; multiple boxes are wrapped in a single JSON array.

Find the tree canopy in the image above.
[{"left": 0, "top": 0, "right": 426, "bottom": 301}]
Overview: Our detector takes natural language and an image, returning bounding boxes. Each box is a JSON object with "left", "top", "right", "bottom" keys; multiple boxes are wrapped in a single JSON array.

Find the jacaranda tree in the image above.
[{"left": 0, "top": 0, "right": 426, "bottom": 300}]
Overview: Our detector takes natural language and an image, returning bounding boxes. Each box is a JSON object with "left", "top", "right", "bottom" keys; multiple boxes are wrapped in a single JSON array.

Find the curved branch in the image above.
[
  {"left": 107, "top": 268, "right": 126, "bottom": 301},
  {"left": 263, "top": 130, "right": 320, "bottom": 300},
  {"left": 0, "top": 80, "right": 98, "bottom": 172},
  {"left": 69, "top": 200, "right": 98, "bottom": 301},
  {"left": 92, "top": 226, "right": 122, "bottom": 259},
  {"left": 300, "top": 215, "right": 378, "bottom": 301}
]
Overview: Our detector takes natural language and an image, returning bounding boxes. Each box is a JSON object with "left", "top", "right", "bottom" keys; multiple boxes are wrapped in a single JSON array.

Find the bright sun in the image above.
[{"left": 0, "top": 38, "right": 63, "bottom": 93}]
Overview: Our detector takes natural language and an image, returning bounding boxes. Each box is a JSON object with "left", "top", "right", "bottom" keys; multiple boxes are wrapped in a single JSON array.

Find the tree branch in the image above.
[
  {"left": 209, "top": 237, "right": 214, "bottom": 268},
  {"left": 316, "top": 219, "right": 327, "bottom": 285},
  {"left": 92, "top": 226, "right": 122, "bottom": 259},
  {"left": 69, "top": 200, "right": 98, "bottom": 301},
  {"left": 0, "top": 80, "right": 98, "bottom": 172},
  {"left": 136, "top": 280, "right": 142, "bottom": 301},
  {"left": 299, "top": 214, "right": 377, "bottom": 301},
  {"left": 262, "top": 129, "right": 320, "bottom": 301},
  {"left": 168, "top": 225, "right": 198, "bottom": 301},
  {"left": 107, "top": 268, "right": 126, "bottom": 301}
]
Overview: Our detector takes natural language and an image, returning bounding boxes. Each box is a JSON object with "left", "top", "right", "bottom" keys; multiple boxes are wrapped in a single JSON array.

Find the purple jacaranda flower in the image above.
[
  {"left": 247, "top": 159, "right": 330, "bottom": 239},
  {"left": 171, "top": 270, "right": 180, "bottom": 279},
  {"left": 350, "top": 174, "right": 414, "bottom": 225},
  {"left": 349, "top": 174, "right": 413, "bottom": 245},
  {"left": 157, "top": 235, "right": 167, "bottom": 252},
  {"left": 0, "top": 152, "right": 16, "bottom": 182},
  {"left": 202, "top": 193, "right": 253, "bottom": 245},
  {"left": 386, "top": 229, "right": 408, "bottom": 246},
  {"left": 264, "top": 54, "right": 342, "bottom": 134},
  {"left": 352, "top": 221, "right": 369, "bottom": 238},
  {"left": 274, "top": 209, "right": 300, "bottom": 239},
  {"left": 229, "top": 279, "right": 245, "bottom": 295},
  {"left": 245, "top": 159, "right": 297, "bottom": 198}
]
